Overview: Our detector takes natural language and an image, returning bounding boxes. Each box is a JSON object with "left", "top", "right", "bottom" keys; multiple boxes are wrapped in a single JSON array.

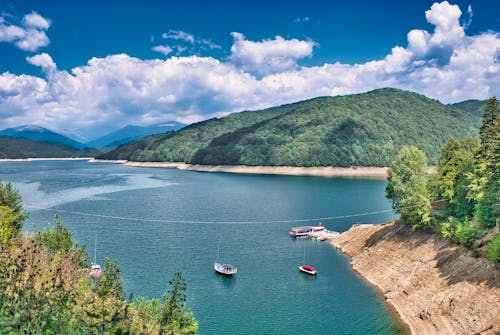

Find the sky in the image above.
[{"left": 0, "top": 0, "right": 499, "bottom": 141}]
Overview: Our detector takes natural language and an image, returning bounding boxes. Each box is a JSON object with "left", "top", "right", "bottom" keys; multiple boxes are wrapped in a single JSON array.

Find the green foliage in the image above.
[
  {"left": 0, "top": 206, "right": 23, "bottom": 243},
  {"left": 100, "top": 88, "right": 480, "bottom": 167},
  {"left": 0, "top": 238, "right": 83, "bottom": 334},
  {"left": 0, "top": 196, "right": 197, "bottom": 335},
  {"left": 158, "top": 272, "right": 197, "bottom": 335},
  {"left": 432, "top": 138, "right": 479, "bottom": 219},
  {"left": 486, "top": 234, "right": 500, "bottom": 263},
  {"left": 35, "top": 215, "right": 76, "bottom": 254},
  {"left": 467, "top": 97, "right": 499, "bottom": 228},
  {"left": 450, "top": 99, "right": 487, "bottom": 116},
  {"left": 454, "top": 218, "right": 482, "bottom": 248},
  {"left": 0, "top": 180, "right": 26, "bottom": 232},
  {"left": 0, "top": 136, "right": 99, "bottom": 159},
  {"left": 94, "top": 257, "right": 125, "bottom": 299},
  {"left": 386, "top": 146, "right": 432, "bottom": 229}
]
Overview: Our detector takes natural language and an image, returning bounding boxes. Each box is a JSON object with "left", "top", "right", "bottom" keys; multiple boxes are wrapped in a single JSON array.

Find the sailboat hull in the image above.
[{"left": 214, "top": 262, "right": 237, "bottom": 275}]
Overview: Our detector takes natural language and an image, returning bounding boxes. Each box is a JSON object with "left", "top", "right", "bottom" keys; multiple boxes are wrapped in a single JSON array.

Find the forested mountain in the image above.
[
  {"left": 99, "top": 88, "right": 481, "bottom": 166},
  {"left": 0, "top": 136, "right": 99, "bottom": 158},
  {"left": 99, "top": 102, "right": 299, "bottom": 161},
  {"left": 0, "top": 125, "right": 86, "bottom": 148},
  {"left": 450, "top": 100, "right": 487, "bottom": 116}
]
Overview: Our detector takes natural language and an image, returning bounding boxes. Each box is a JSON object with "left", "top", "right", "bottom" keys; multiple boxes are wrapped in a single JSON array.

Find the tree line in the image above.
[{"left": 386, "top": 97, "right": 499, "bottom": 262}]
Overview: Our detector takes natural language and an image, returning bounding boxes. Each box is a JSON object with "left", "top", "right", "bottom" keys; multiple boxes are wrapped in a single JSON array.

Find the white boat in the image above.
[
  {"left": 89, "top": 234, "right": 102, "bottom": 278},
  {"left": 289, "top": 225, "right": 325, "bottom": 237},
  {"left": 89, "top": 263, "right": 102, "bottom": 278},
  {"left": 214, "top": 235, "right": 237, "bottom": 276},
  {"left": 214, "top": 262, "right": 237, "bottom": 275}
]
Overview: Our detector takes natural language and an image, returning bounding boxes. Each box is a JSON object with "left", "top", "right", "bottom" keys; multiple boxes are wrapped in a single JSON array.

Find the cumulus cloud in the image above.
[
  {"left": 0, "top": 11, "right": 50, "bottom": 51},
  {"left": 152, "top": 45, "right": 173, "bottom": 56},
  {"left": 0, "top": 1, "right": 499, "bottom": 139},
  {"left": 26, "top": 53, "right": 57, "bottom": 72},
  {"left": 229, "top": 32, "right": 316, "bottom": 75},
  {"left": 23, "top": 12, "right": 50, "bottom": 30}
]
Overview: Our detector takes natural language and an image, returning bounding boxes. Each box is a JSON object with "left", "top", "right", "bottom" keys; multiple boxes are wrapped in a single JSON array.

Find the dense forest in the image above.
[
  {"left": 0, "top": 182, "right": 197, "bottom": 334},
  {"left": 0, "top": 137, "right": 99, "bottom": 159},
  {"left": 386, "top": 97, "right": 499, "bottom": 262},
  {"left": 99, "top": 88, "right": 482, "bottom": 167}
]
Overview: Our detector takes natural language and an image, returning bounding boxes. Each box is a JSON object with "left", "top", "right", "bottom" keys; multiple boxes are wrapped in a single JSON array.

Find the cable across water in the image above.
[{"left": 24, "top": 199, "right": 446, "bottom": 225}]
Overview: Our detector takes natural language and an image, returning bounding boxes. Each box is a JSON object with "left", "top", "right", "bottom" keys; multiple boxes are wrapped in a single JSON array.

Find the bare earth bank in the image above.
[
  {"left": 90, "top": 159, "right": 389, "bottom": 178},
  {"left": 331, "top": 221, "right": 500, "bottom": 335}
]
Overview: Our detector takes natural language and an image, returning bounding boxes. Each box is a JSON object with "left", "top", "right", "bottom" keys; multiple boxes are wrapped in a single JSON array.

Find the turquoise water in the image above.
[{"left": 0, "top": 160, "right": 404, "bottom": 334}]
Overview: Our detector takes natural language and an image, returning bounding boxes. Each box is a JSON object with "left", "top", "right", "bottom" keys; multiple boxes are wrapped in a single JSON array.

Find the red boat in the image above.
[{"left": 299, "top": 265, "right": 317, "bottom": 275}]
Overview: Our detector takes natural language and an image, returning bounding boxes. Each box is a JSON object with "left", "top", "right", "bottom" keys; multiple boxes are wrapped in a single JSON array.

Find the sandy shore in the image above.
[
  {"left": 90, "top": 159, "right": 390, "bottom": 178},
  {"left": 331, "top": 221, "right": 500, "bottom": 335},
  {"left": 0, "top": 157, "right": 94, "bottom": 162}
]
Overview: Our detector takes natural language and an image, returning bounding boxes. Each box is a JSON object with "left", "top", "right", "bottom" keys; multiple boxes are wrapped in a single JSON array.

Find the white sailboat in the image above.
[
  {"left": 214, "top": 235, "right": 237, "bottom": 276},
  {"left": 89, "top": 234, "right": 102, "bottom": 278}
]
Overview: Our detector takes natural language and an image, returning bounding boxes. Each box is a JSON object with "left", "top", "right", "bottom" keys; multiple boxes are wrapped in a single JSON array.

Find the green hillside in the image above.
[
  {"left": 450, "top": 99, "right": 487, "bottom": 116},
  {"left": 99, "top": 88, "right": 481, "bottom": 166},
  {"left": 98, "top": 103, "right": 298, "bottom": 161},
  {"left": 0, "top": 136, "right": 99, "bottom": 158}
]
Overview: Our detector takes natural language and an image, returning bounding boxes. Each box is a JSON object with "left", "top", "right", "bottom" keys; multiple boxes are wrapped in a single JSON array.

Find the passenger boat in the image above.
[
  {"left": 289, "top": 225, "right": 325, "bottom": 237},
  {"left": 299, "top": 264, "right": 317, "bottom": 275},
  {"left": 214, "top": 262, "right": 238, "bottom": 275}
]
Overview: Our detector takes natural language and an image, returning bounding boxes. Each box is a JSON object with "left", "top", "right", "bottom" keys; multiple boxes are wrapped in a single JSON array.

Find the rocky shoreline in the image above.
[{"left": 331, "top": 221, "right": 500, "bottom": 335}]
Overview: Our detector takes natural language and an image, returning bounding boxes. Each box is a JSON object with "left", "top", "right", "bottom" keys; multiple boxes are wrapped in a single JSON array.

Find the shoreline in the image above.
[
  {"left": 0, "top": 157, "right": 94, "bottom": 162},
  {"left": 90, "top": 159, "right": 390, "bottom": 178},
  {"left": 330, "top": 221, "right": 500, "bottom": 335}
]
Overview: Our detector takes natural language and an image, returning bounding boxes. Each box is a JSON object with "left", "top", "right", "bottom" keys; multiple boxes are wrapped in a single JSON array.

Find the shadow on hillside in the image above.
[
  {"left": 435, "top": 244, "right": 500, "bottom": 289},
  {"left": 364, "top": 220, "right": 432, "bottom": 250}
]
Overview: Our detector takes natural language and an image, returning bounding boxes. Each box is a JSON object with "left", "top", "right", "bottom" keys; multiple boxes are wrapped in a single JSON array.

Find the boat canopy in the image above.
[{"left": 302, "top": 265, "right": 315, "bottom": 271}]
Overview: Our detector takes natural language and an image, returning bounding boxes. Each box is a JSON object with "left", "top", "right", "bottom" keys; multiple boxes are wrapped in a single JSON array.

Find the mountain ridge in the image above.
[{"left": 99, "top": 88, "right": 481, "bottom": 166}]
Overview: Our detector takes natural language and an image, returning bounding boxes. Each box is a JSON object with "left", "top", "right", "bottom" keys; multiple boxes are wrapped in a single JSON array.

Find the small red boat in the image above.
[{"left": 299, "top": 264, "right": 317, "bottom": 275}]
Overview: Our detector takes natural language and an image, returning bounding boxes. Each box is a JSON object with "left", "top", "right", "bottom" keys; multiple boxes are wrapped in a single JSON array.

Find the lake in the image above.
[{"left": 0, "top": 160, "right": 404, "bottom": 334}]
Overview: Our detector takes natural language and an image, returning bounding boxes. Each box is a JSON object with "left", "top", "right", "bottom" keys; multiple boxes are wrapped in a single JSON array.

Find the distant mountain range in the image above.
[
  {"left": 85, "top": 122, "right": 185, "bottom": 149},
  {"left": 0, "top": 136, "right": 99, "bottom": 159},
  {"left": 0, "top": 122, "right": 186, "bottom": 159},
  {"left": 99, "top": 88, "right": 486, "bottom": 166},
  {"left": 0, "top": 125, "right": 87, "bottom": 149}
]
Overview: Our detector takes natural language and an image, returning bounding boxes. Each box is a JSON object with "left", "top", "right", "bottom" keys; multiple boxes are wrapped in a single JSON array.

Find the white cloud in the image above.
[
  {"left": 158, "top": 30, "right": 221, "bottom": 56},
  {"left": 152, "top": 45, "right": 173, "bottom": 56},
  {"left": 26, "top": 53, "right": 57, "bottom": 72},
  {"left": 0, "top": 11, "right": 50, "bottom": 52},
  {"left": 229, "top": 32, "right": 316, "bottom": 75},
  {"left": 162, "top": 30, "right": 195, "bottom": 43},
  {"left": 23, "top": 12, "right": 50, "bottom": 30},
  {"left": 0, "top": 1, "right": 499, "bottom": 140}
]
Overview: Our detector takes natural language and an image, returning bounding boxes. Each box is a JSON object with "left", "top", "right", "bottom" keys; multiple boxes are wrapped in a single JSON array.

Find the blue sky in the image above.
[{"left": 0, "top": 0, "right": 499, "bottom": 140}]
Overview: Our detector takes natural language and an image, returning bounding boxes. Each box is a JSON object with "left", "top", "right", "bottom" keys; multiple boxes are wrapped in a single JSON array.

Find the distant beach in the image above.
[{"left": 90, "top": 159, "right": 390, "bottom": 178}]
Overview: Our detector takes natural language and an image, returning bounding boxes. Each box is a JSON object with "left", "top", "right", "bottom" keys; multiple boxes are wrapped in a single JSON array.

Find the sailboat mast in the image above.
[
  {"left": 94, "top": 234, "right": 97, "bottom": 265},
  {"left": 216, "top": 234, "right": 221, "bottom": 261}
]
